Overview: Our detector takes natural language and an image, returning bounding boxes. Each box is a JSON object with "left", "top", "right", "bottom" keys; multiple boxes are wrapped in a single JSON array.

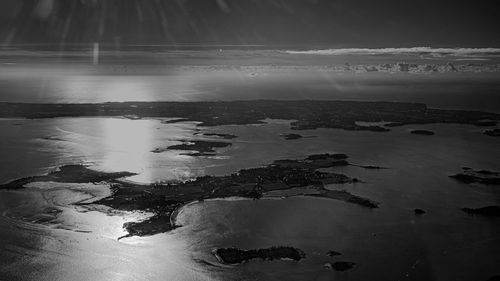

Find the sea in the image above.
[{"left": 0, "top": 46, "right": 499, "bottom": 281}]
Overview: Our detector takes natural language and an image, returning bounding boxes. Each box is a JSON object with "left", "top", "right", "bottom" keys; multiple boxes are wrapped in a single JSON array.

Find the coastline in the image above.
[
  {"left": 0, "top": 106, "right": 499, "bottom": 280},
  {"left": 0, "top": 100, "right": 498, "bottom": 132},
  {"left": 1, "top": 153, "right": 379, "bottom": 238}
]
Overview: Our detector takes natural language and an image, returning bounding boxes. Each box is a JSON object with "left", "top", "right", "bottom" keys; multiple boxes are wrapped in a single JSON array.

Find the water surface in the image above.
[{"left": 1, "top": 117, "right": 499, "bottom": 280}]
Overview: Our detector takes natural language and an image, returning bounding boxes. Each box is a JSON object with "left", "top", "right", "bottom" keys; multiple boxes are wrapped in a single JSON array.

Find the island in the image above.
[
  {"left": 474, "top": 120, "right": 498, "bottom": 127},
  {"left": 0, "top": 100, "right": 498, "bottom": 132},
  {"left": 410, "top": 130, "right": 435, "bottom": 135},
  {"left": 151, "top": 140, "right": 232, "bottom": 156},
  {"left": 199, "top": 133, "right": 237, "bottom": 139},
  {"left": 384, "top": 122, "right": 405, "bottom": 127},
  {"left": 414, "top": 208, "right": 426, "bottom": 215},
  {"left": 323, "top": 262, "right": 357, "bottom": 271},
  {"left": 450, "top": 168, "right": 500, "bottom": 185},
  {"left": 462, "top": 206, "right": 500, "bottom": 217},
  {"left": 213, "top": 247, "right": 306, "bottom": 264},
  {"left": 0, "top": 153, "right": 378, "bottom": 238},
  {"left": 281, "top": 133, "right": 303, "bottom": 140},
  {"left": 484, "top": 129, "right": 500, "bottom": 137},
  {"left": 326, "top": 250, "right": 342, "bottom": 257},
  {"left": 0, "top": 165, "right": 136, "bottom": 190},
  {"left": 350, "top": 164, "right": 388, "bottom": 170},
  {"left": 123, "top": 115, "right": 142, "bottom": 120}
]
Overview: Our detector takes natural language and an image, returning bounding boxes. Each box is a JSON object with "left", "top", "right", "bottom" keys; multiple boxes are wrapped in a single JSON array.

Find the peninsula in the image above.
[{"left": 0, "top": 153, "right": 378, "bottom": 238}]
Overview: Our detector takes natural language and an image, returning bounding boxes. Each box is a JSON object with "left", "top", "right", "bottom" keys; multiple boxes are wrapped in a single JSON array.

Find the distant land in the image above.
[{"left": 0, "top": 100, "right": 498, "bottom": 133}]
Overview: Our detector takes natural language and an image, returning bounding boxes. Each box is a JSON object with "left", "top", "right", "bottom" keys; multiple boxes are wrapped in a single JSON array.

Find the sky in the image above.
[{"left": 0, "top": 0, "right": 499, "bottom": 47}]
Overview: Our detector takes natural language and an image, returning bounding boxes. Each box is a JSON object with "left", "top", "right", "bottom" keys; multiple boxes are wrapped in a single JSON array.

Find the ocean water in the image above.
[
  {"left": 1, "top": 117, "right": 499, "bottom": 280},
  {"left": 176, "top": 123, "right": 500, "bottom": 281},
  {"left": 1, "top": 48, "right": 500, "bottom": 280}
]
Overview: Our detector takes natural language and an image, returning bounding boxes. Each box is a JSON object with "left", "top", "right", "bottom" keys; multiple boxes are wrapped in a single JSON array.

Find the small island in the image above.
[
  {"left": 450, "top": 168, "right": 500, "bottom": 185},
  {"left": 324, "top": 261, "right": 357, "bottom": 271},
  {"left": 484, "top": 129, "right": 500, "bottom": 137},
  {"left": 0, "top": 165, "right": 136, "bottom": 190},
  {"left": 410, "top": 130, "right": 435, "bottom": 135},
  {"left": 414, "top": 208, "right": 426, "bottom": 215},
  {"left": 326, "top": 250, "right": 342, "bottom": 257},
  {"left": 200, "top": 133, "right": 238, "bottom": 139},
  {"left": 123, "top": 115, "right": 142, "bottom": 120},
  {"left": 152, "top": 140, "right": 232, "bottom": 156},
  {"left": 213, "top": 246, "right": 306, "bottom": 264},
  {"left": 462, "top": 206, "right": 500, "bottom": 217},
  {"left": 474, "top": 120, "right": 498, "bottom": 127},
  {"left": 350, "top": 163, "right": 388, "bottom": 169},
  {"left": 384, "top": 122, "right": 405, "bottom": 127},
  {"left": 281, "top": 133, "right": 303, "bottom": 140}
]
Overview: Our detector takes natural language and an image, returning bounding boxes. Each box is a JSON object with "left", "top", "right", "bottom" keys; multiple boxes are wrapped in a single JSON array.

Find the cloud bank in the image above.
[{"left": 284, "top": 47, "right": 500, "bottom": 57}]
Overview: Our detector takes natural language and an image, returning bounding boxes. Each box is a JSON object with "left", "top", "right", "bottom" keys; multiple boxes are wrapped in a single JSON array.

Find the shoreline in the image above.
[
  {"left": 212, "top": 246, "right": 306, "bottom": 265},
  {"left": 1, "top": 153, "right": 379, "bottom": 238},
  {"left": 0, "top": 100, "right": 498, "bottom": 133},
  {"left": 171, "top": 195, "right": 304, "bottom": 228}
]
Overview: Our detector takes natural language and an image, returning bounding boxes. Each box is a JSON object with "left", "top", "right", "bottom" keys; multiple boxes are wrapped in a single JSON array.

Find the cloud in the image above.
[{"left": 284, "top": 47, "right": 500, "bottom": 57}]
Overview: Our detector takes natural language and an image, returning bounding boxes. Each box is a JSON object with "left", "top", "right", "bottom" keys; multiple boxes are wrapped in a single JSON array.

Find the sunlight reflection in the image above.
[{"left": 100, "top": 118, "right": 153, "bottom": 182}]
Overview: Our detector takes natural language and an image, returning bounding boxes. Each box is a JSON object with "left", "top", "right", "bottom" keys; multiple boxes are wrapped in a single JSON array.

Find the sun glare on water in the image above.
[{"left": 99, "top": 118, "right": 154, "bottom": 181}]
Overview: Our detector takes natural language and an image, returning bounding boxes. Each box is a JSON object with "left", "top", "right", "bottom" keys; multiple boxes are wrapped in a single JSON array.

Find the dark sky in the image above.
[{"left": 1, "top": 0, "right": 499, "bottom": 47}]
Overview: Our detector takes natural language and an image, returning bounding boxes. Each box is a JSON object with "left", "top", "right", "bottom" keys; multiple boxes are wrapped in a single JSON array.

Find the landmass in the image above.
[
  {"left": 281, "top": 133, "right": 303, "bottom": 140},
  {"left": 474, "top": 120, "right": 498, "bottom": 127},
  {"left": 410, "top": 130, "right": 435, "bottom": 135},
  {"left": 0, "top": 153, "right": 378, "bottom": 238},
  {"left": 198, "top": 133, "right": 237, "bottom": 139},
  {"left": 0, "top": 100, "right": 498, "bottom": 132},
  {"left": 462, "top": 206, "right": 500, "bottom": 217},
  {"left": 123, "top": 115, "right": 142, "bottom": 120},
  {"left": 212, "top": 246, "right": 305, "bottom": 265},
  {"left": 484, "top": 129, "right": 500, "bottom": 137},
  {"left": 161, "top": 118, "right": 192, "bottom": 124},
  {"left": 0, "top": 165, "right": 135, "bottom": 190},
  {"left": 326, "top": 250, "right": 342, "bottom": 257},
  {"left": 414, "top": 208, "right": 426, "bottom": 215},
  {"left": 152, "top": 140, "right": 232, "bottom": 156},
  {"left": 323, "top": 262, "right": 357, "bottom": 271},
  {"left": 450, "top": 168, "right": 500, "bottom": 185},
  {"left": 309, "top": 153, "right": 348, "bottom": 160},
  {"left": 384, "top": 122, "right": 405, "bottom": 127},
  {"left": 350, "top": 164, "right": 388, "bottom": 170}
]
